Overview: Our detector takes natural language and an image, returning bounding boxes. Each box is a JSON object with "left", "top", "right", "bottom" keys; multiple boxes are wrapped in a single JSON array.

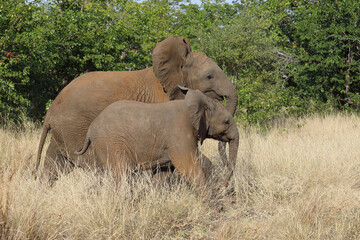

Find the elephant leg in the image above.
[
  {"left": 96, "top": 148, "right": 133, "bottom": 182},
  {"left": 197, "top": 152, "right": 213, "bottom": 179},
  {"left": 42, "top": 138, "right": 75, "bottom": 183},
  {"left": 152, "top": 152, "right": 212, "bottom": 177},
  {"left": 218, "top": 141, "right": 228, "bottom": 166},
  {"left": 149, "top": 158, "right": 177, "bottom": 185},
  {"left": 151, "top": 159, "right": 175, "bottom": 174},
  {"left": 169, "top": 149, "right": 207, "bottom": 191}
]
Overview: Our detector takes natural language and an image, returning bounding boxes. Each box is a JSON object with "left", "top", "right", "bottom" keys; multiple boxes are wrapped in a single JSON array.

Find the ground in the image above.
[{"left": 0, "top": 115, "right": 359, "bottom": 239}]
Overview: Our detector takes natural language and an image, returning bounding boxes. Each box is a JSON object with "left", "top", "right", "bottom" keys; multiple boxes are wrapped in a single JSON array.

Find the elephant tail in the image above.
[
  {"left": 34, "top": 123, "right": 50, "bottom": 177},
  {"left": 74, "top": 137, "right": 91, "bottom": 155}
]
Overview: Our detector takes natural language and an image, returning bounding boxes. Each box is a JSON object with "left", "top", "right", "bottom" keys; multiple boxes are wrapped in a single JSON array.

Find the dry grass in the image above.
[{"left": 0, "top": 114, "right": 359, "bottom": 239}]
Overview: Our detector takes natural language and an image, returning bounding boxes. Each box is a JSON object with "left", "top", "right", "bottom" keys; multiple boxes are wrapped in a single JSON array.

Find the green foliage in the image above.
[
  {"left": 1, "top": 0, "right": 360, "bottom": 127},
  {"left": 172, "top": 0, "right": 242, "bottom": 42},
  {"left": 288, "top": 0, "right": 360, "bottom": 108},
  {"left": 0, "top": 0, "right": 177, "bottom": 120},
  {"left": 233, "top": 0, "right": 360, "bottom": 126},
  {"left": 250, "top": 0, "right": 360, "bottom": 106},
  {"left": 0, "top": 0, "right": 34, "bottom": 119}
]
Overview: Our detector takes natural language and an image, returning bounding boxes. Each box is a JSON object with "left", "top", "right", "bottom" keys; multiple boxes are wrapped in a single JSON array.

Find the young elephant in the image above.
[{"left": 75, "top": 88, "right": 239, "bottom": 190}]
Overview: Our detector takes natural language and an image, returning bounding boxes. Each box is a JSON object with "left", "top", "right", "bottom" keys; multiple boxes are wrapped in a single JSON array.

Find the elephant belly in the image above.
[
  {"left": 93, "top": 134, "right": 170, "bottom": 172},
  {"left": 135, "top": 153, "right": 171, "bottom": 171},
  {"left": 126, "top": 143, "right": 170, "bottom": 170}
]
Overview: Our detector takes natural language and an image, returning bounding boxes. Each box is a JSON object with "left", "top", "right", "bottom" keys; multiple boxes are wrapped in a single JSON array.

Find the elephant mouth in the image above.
[
  {"left": 204, "top": 90, "right": 225, "bottom": 101},
  {"left": 208, "top": 132, "right": 230, "bottom": 142}
]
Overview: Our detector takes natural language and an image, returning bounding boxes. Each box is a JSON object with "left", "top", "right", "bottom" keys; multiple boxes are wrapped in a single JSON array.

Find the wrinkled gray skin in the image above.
[
  {"left": 75, "top": 88, "right": 239, "bottom": 190},
  {"left": 35, "top": 36, "right": 237, "bottom": 181}
]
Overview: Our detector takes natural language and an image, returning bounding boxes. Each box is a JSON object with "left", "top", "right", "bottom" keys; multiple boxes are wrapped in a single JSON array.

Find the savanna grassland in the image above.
[{"left": 0, "top": 115, "right": 359, "bottom": 240}]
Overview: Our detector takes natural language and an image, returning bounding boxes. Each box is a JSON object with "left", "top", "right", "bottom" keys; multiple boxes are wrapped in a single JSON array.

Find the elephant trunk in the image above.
[
  {"left": 224, "top": 125, "right": 239, "bottom": 186},
  {"left": 218, "top": 82, "right": 238, "bottom": 170},
  {"left": 225, "top": 82, "right": 238, "bottom": 116}
]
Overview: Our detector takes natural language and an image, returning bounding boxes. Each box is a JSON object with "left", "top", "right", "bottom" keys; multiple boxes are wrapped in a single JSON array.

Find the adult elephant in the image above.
[{"left": 35, "top": 36, "right": 238, "bottom": 180}]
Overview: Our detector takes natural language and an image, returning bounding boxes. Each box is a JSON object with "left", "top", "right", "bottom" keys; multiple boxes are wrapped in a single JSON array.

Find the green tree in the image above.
[
  {"left": 0, "top": 0, "right": 40, "bottom": 120},
  {"left": 288, "top": 0, "right": 360, "bottom": 108},
  {"left": 171, "top": 0, "right": 241, "bottom": 43},
  {"left": 247, "top": 0, "right": 360, "bottom": 111}
]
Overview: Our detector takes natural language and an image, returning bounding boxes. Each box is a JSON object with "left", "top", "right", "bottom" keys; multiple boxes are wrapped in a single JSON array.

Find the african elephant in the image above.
[
  {"left": 35, "top": 36, "right": 238, "bottom": 180},
  {"left": 74, "top": 88, "right": 239, "bottom": 190}
]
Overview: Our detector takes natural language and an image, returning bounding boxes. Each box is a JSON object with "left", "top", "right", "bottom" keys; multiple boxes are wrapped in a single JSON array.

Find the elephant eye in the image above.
[
  {"left": 224, "top": 119, "right": 230, "bottom": 125},
  {"left": 206, "top": 74, "right": 213, "bottom": 80}
]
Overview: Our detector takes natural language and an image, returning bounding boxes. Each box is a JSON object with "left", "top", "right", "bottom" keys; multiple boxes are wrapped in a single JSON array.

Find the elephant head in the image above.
[
  {"left": 172, "top": 86, "right": 239, "bottom": 184},
  {"left": 152, "top": 36, "right": 238, "bottom": 116}
]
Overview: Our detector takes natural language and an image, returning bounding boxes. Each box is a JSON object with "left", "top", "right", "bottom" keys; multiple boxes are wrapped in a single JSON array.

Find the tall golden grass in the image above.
[{"left": 0, "top": 114, "right": 359, "bottom": 239}]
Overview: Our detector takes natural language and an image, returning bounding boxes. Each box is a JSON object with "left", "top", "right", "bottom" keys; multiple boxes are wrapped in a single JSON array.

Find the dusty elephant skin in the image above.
[
  {"left": 75, "top": 88, "right": 239, "bottom": 192},
  {"left": 35, "top": 36, "right": 238, "bottom": 181}
]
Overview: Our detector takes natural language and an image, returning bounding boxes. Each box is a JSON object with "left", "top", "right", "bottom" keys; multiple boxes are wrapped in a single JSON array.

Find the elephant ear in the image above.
[
  {"left": 169, "top": 85, "right": 188, "bottom": 100},
  {"left": 152, "top": 36, "right": 191, "bottom": 95},
  {"left": 185, "top": 90, "right": 211, "bottom": 145}
]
